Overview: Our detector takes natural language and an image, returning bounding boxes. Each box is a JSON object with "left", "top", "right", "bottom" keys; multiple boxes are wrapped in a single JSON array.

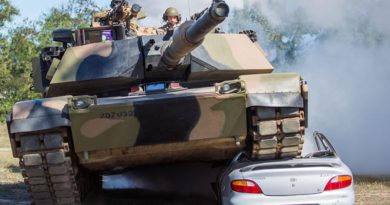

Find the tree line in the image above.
[{"left": 0, "top": 0, "right": 100, "bottom": 121}]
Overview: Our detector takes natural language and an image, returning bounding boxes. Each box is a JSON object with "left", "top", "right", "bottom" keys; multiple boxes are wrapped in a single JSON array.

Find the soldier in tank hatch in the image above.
[{"left": 158, "top": 7, "right": 182, "bottom": 34}]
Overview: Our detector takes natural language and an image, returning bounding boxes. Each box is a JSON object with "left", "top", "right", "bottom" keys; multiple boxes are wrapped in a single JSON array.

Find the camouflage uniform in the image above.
[
  {"left": 92, "top": 10, "right": 111, "bottom": 27},
  {"left": 136, "top": 27, "right": 159, "bottom": 36},
  {"left": 157, "top": 23, "right": 180, "bottom": 35},
  {"left": 111, "top": 4, "right": 137, "bottom": 35},
  {"left": 92, "top": 1, "right": 144, "bottom": 36}
]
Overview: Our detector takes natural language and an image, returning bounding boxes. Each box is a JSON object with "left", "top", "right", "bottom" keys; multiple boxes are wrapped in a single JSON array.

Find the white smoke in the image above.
[{"left": 241, "top": 0, "right": 390, "bottom": 175}]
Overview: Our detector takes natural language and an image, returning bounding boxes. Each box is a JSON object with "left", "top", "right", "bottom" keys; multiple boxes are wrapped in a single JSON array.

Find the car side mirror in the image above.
[{"left": 52, "top": 28, "right": 74, "bottom": 47}]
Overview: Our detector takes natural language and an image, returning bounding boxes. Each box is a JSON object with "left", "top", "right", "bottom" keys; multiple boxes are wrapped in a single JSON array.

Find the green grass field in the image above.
[{"left": 0, "top": 123, "right": 389, "bottom": 204}]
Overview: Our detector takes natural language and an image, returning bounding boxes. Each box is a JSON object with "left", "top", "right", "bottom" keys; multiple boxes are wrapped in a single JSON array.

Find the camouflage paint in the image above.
[
  {"left": 47, "top": 32, "right": 273, "bottom": 97},
  {"left": 46, "top": 58, "right": 61, "bottom": 80},
  {"left": 51, "top": 42, "right": 114, "bottom": 83},
  {"left": 240, "top": 73, "right": 305, "bottom": 108},
  {"left": 189, "top": 34, "right": 273, "bottom": 81},
  {"left": 9, "top": 96, "right": 71, "bottom": 134},
  {"left": 202, "top": 34, "right": 272, "bottom": 72},
  {"left": 78, "top": 136, "right": 246, "bottom": 171},
  {"left": 196, "top": 34, "right": 273, "bottom": 71},
  {"left": 47, "top": 37, "right": 144, "bottom": 97},
  {"left": 69, "top": 87, "right": 247, "bottom": 152}
]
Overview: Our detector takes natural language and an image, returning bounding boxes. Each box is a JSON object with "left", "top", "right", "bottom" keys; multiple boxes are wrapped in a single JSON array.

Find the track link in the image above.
[
  {"left": 16, "top": 129, "right": 99, "bottom": 205},
  {"left": 250, "top": 107, "right": 305, "bottom": 160}
]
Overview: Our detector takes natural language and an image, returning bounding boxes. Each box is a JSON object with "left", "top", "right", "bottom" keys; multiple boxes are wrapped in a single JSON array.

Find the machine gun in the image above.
[{"left": 109, "top": 0, "right": 127, "bottom": 24}]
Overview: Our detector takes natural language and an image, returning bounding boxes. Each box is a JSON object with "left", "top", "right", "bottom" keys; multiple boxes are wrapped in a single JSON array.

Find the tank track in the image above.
[
  {"left": 16, "top": 129, "right": 99, "bottom": 205},
  {"left": 249, "top": 107, "right": 305, "bottom": 160}
]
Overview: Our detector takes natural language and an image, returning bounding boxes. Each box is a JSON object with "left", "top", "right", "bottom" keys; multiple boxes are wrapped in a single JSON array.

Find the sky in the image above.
[
  {"left": 10, "top": 0, "right": 390, "bottom": 176},
  {"left": 11, "top": 0, "right": 243, "bottom": 27},
  {"left": 12, "top": 0, "right": 107, "bottom": 23}
]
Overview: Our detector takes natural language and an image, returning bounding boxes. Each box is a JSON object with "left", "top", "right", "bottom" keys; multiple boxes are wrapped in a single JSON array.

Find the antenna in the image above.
[{"left": 187, "top": 0, "right": 191, "bottom": 18}]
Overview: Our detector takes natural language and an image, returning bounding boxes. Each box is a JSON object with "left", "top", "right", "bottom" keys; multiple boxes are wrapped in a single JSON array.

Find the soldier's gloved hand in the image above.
[{"left": 239, "top": 30, "right": 258, "bottom": 43}]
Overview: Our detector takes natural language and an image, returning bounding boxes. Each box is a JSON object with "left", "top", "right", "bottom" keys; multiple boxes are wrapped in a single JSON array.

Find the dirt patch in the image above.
[{"left": 0, "top": 151, "right": 30, "bottom": 204}]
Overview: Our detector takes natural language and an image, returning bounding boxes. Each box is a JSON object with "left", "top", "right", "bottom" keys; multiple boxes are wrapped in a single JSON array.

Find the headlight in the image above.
[
  {"left": 222, "top": 84, "right": 231, "bottom": 92},
  {"left": 69, "top": 96, "right": 96, "bottom": 110},
  {"left": 216, "top": 80, "right": 246, "bottom": 94},
  {"left": 73, "top": 99, "right": 90, "bottom": 109}
]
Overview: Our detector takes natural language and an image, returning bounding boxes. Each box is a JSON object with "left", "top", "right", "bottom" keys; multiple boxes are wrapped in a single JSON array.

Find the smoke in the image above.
[
  {"left": 235, "top": 0, "right": 390, "bottom": 175},
  {"left": 104, "top": 162, "right": 222, "bottom": 197}
]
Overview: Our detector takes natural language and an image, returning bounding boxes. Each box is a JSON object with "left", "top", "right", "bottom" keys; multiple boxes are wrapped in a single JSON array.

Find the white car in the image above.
[{"left": 218, "top": 132, "right": 355, "bottom": 205}]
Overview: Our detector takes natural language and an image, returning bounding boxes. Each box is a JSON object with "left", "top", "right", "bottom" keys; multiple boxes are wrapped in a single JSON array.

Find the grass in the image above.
[
  {"left": 0, "top": 123, "right": 390, "bottom": 204},
  {"left": 355, "top": 176, "right": 390, "bottom": 204},
  {"left": 0, "top": 123, "right": 10, "bottom": 148}
]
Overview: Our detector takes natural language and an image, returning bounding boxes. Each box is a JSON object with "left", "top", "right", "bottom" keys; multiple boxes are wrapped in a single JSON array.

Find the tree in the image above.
[
  {"left": 0, "top": 0, "right": 101, "bottom": 121},
  {"left": 0, "top": 0, "right": 19, "bottom": 120},
  {"left": 0, "top": 0, "right": 18, "bottom": 28},
  {"left": 228, "top": 5, "right": 321, "bottom": 68},
  {"left": 36, "top": 0, "right": 101, "bottom": 47}
]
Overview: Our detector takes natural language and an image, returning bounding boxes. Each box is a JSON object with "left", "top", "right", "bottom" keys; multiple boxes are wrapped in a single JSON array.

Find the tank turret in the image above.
[{"left": 162, "top": 0, "right": 230, "bottom": 67}]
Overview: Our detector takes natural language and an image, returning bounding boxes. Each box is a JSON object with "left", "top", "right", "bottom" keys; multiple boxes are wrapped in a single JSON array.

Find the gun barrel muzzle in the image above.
[{"left": 186, "top": 1, "right": 229, "bottom": 44}]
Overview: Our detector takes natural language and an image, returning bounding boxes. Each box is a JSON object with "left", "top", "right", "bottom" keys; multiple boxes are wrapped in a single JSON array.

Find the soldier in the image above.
[
  {"left": 158, "top": 7, "right": 181, "bottom": 34},
  {"left": 110, "top": 0, "right": 143, "bottom": 35},
  {"left": 92, "top": 0, "right": 144, "bottom": 36}
]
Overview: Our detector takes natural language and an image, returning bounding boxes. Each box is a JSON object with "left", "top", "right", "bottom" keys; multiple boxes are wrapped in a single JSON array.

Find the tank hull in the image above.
[{"left": 68, "top": 86, "right": 247, "bottom": 171}]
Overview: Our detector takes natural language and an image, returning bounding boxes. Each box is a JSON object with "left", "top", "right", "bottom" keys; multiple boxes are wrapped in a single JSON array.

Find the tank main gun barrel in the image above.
[{"left": 162, "top": 0, "right": 230, "bottom": 67}]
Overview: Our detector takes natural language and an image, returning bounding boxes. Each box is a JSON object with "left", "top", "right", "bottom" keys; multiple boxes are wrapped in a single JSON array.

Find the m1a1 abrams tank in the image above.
[{"left": 6, "top": 0, "right": 308, "bottom": 204}]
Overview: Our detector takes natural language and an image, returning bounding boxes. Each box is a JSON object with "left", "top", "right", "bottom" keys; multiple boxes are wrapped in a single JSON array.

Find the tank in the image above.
[{"left": 6, "top": 0, "right": 308, "bottom": 204}]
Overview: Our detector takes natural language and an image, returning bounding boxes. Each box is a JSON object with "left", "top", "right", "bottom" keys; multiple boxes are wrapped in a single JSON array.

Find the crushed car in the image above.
[{"left": 218, "top": 132, "right": 355, "bottom": 205}]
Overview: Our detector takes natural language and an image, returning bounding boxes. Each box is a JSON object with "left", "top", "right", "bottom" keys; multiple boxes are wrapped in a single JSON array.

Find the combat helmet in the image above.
[
  {"left": 110, "top": 0, "right": 128, "bottom": 8},
  {"left": 163, "top": 7, "right": 181, "bottom": 22}
]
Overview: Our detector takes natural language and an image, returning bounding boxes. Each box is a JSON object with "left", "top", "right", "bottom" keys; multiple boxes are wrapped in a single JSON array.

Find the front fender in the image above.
[
  {"left": 9, "top": 96, "right": 71, "bottom": 133},
  {"left": 240, "top": 73, "right": 306, "bottom": 108}
]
